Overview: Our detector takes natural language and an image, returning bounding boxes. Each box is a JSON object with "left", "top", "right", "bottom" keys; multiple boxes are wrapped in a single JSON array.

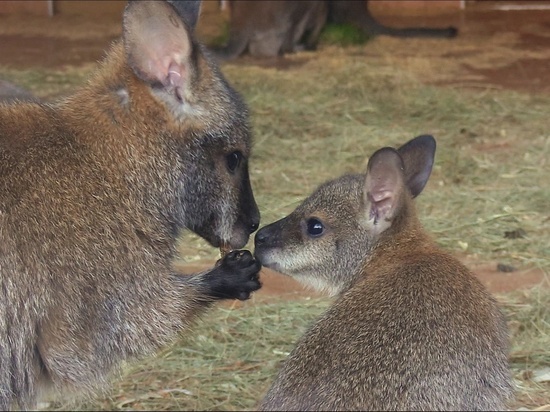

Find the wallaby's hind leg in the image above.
[
  {"left": 302, "top": 5, "right": 329, "bottom": 51},
  {"left": 211, "top": 31, "right": 249, "bottom": 61}
]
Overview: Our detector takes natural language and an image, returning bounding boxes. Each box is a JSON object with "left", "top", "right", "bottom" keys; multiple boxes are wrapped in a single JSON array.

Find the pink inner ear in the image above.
[
  {"left": 371, "top": 188, "right": 394, "bottom": 203},
  {"left": 368, "top": 189, "right": 395, "bottom": 223},
  {"left": 124, "top": 1, "right": 191, "bottom": 89},
  {"left": 134, "top": 32, "right": 189, "bottom": 88},
  {"left": 167, "top": 62, "right": 186, "bottom": 89},
  {"left": 364, "top": 149, "right": 405, "bottom": 224}
]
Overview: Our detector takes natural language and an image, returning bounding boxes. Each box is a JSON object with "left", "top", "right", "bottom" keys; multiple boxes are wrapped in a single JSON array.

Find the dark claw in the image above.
[{"left": 204, "top": 249, "right": 262, "bottom": 300}]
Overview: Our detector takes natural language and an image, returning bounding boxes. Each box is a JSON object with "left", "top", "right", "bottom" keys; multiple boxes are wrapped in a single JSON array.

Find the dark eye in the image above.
[
  {"left": 226, "top": 151, "right": 242, "bottom": 173},
  {"left": 306, "top": 218, "right": 324, "bottom": 237}
]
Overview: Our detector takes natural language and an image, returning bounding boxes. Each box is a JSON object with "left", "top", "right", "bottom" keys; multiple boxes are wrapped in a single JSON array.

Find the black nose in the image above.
[
  {"left": 249, "top": 220, "right": 259, "bottom": 233},
  {"left": 254, "top": 226, "right": 269, "bottom": 246}
]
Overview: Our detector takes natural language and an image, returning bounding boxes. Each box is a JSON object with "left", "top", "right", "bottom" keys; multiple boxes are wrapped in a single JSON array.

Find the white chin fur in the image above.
[
  {"left": 260, "top": 251, "right": 341, "bottom": 297},
  {"left": 295, "top": 274, "right": 341, "bottom": 297}
]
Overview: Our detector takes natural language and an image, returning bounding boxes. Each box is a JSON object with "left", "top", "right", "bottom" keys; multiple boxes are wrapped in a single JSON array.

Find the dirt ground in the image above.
[
  {"left": 0, "top": 1, "right": 548, "bottom": 298},
  {"left": 176, "top": 260, "right": 549, "bottom": 304}
]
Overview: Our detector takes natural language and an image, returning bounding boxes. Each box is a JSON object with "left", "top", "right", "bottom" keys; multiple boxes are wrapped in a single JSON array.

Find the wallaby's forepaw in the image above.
[{"left": 205, "top": 250, "right": 262, "bottom": 301}]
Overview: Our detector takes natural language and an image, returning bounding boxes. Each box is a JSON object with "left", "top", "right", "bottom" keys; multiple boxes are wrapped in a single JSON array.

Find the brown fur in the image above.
[
  {"left": 0, "top": 1, "right": 262, "bottom": 409},
  {"left": 255, "top": 135, "right": 512, "bottom": 411}
]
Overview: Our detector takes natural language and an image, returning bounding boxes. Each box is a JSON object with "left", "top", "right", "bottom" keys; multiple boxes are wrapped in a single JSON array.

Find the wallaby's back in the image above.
[
  {"left": 263, "top": 245, "right": 511, "bottom": 410},
  {"left": 255, "top": 135, "right": 512, "bottom": 410}
]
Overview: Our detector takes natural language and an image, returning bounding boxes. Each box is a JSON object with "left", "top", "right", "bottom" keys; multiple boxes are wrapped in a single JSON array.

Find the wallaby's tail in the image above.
[{"left": 360, "top": 13, "right": 458, "bottom": 38}]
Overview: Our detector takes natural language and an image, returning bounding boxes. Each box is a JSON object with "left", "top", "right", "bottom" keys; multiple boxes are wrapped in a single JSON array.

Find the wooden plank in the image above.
[
  {"left": 369, "top": 0, "right": 463, "bottom": 17},
  {"left": 0, "top": 1, "right": 49, "bottom": 16}
]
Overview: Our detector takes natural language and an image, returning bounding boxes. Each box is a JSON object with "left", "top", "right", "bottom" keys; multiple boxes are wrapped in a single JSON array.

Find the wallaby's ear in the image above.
[
  {"left": 397, "top": 135, "right": 436, "bottom": 198},
  {"left": 166, "top": 0, "right": 202, "bottom": 29},
  {"left": 122, "top": 0, "right": 200, "bottom": 101},
  {"left": 363, "top": 148, "right": 406, "bottom": 235}
]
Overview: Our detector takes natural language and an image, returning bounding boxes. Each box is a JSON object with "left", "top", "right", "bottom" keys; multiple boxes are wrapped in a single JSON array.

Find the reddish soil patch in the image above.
[
  {"left": 469, "top": 13, "right": 550, "bottom": 95},
  {"left": 176, "top": 261, "right": 548, "bottom": 301},
  {"left": 465, "top": 57, "right": 550, "bottom": 95},
  {"left": 0, "top": 34, "right": 116, "bottom": 69},
  {"left": 377, "top": 4, "right": 550, "bottom": 95},
  {"left": 461, "top": 259, "right": 549, "bottom": 294}
]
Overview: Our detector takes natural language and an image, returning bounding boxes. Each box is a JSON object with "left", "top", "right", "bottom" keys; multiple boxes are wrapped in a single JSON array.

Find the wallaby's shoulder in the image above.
[{"left": 359, "top": 233, "right": 501, "bottom": 318}]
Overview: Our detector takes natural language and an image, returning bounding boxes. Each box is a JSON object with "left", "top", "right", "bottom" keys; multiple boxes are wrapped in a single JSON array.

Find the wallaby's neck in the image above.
[{"left": 364, "top": 201, "right": 435, "bottom": 276}]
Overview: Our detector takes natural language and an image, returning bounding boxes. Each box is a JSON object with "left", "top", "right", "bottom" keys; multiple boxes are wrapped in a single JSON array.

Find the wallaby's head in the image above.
[
  {"left": 117, "top": 0, "right": 259, "bottom": 249},
  {"left": 254, "top": 135, "right": 436, "bottom": 295}
]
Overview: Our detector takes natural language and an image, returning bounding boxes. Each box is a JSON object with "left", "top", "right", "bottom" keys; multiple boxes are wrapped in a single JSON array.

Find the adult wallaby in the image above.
[
  {"left": 0, "top": 0, "right": 262, "bottom": 409},
  {"left": 213, "top": 1, "right": 457, "bottom": 60},
  {"left": 255, "top": 135, "right": 512, "bottom": 411},
  {"left": 213, "top": 0, "right": 328, "bottom": 60}
]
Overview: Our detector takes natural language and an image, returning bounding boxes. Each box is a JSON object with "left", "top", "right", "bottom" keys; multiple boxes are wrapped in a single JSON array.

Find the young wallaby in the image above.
[
  {"left": 0, "top": 0, "right": 262, "bottom": 409},
  {"left": 255, "top": 135, "right": 513, "bottom": 411}
]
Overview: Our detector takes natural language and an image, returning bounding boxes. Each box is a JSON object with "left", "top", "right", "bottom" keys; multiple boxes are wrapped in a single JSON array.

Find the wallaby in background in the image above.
[
  {"left": 213, "top": 0, "right": 328, "bottom": 60},
  {"left": 213, "top": 1, "right": 457, "bottom": 60},
  {"left": 0, "top": 0, "right": 262, "bottom": 409},
  {"left": 255, "top": 135, "right": 512, "bottom": 410}
]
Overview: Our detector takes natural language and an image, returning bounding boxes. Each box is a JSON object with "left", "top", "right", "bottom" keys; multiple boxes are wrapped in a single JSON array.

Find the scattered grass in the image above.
[
  {"left": 0, "top": 65, "right": 95, "bottom": 100},
  {"left": 46, "top": 297, "right": 332, "bottom": 411},
  {"left": 504, "top": 289, "right": 550, "bottom": 409},
  {"left": 204, "top": 21, "right": 370, "bottom": 52}
]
